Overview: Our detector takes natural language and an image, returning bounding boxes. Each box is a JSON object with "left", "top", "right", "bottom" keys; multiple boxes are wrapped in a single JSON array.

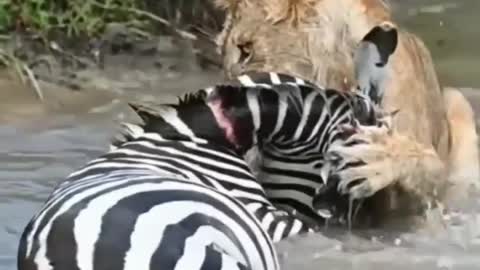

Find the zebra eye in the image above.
[{"left": 237, "top": 42, "right": 253, "bottom": 63}]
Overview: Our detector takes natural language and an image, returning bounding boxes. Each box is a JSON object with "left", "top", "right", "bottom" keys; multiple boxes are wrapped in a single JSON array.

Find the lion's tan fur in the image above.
[
  {"left": 443, "top": 88, "right": 480, "bottom": 203},
  {"left": 212, "top": 0, "right": 479, "bottom": 225}
]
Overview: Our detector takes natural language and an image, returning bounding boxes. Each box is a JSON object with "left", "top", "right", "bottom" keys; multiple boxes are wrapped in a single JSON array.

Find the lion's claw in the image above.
[{"left": 323, "top": 116, "right": 399, "bottom": 200}]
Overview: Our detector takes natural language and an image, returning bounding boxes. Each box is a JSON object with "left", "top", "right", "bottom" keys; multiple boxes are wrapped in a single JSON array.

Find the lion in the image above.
[{"left": 210, "top": 0, "right": 479, "bottom": 227}]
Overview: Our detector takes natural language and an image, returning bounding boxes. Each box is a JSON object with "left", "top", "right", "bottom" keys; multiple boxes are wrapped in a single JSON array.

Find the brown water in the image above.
[
  {"left": 1, "top": 1, "right": 480, "bottom": 270},
  {"left": 391, "top": 0, "right": 480, "bottom": 88},
  {"left": 0, "top": 116, "right": 115, "bottom": 268}
]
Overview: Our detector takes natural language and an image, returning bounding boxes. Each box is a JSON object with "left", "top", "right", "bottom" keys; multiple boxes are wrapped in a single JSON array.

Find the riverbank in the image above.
[
  {"left": 0, "top": 23, "right": 223, "bottom": 124},
  {"left": 0, "top": 0, "right": 224, "bottom": 123},
  {"left": 1, "top": 0, "right": 480, "bottom": 126}
]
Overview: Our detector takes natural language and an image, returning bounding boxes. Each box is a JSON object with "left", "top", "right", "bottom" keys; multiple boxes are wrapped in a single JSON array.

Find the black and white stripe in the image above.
[
  {"left": 228, "top": 22, "right": 399, "bottom": 224},
  {"left": 226, "top": 71, "right": 380, "bottom": 223},
  {"left": 18, "top": 174, "right": 279, "bottom": 270}
]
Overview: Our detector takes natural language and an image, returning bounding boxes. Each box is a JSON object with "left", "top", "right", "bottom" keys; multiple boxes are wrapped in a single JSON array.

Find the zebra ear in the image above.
[{"left": 354, "top": 22, "right": 398, "bottom": 104}]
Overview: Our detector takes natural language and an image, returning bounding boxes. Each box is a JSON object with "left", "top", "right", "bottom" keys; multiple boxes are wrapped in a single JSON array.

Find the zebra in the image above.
[
  {"left": 17, "top": 23, "right": 398, "bottom": 270},
  {"left": 17, "top": 81, "right": 381, "bottom": 270}
]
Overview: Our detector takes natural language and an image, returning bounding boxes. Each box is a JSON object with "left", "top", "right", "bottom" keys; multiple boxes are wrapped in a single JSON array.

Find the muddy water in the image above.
[
  {"left": 391, "top": 0, "right": 480, "bottom": 88},
  {"left": 0, "top": 116, "right": 115, "bottom": 268},
  {"left": 1, "top": 1, "right": 480, "bottom": 270}
]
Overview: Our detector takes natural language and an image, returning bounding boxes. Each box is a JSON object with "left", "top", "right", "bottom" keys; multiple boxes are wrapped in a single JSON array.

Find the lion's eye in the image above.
[{"left": 237, "top": 42, "right": 253, "bottom": 63}]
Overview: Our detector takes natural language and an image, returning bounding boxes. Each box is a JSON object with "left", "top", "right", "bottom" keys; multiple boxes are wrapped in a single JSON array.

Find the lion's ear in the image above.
[
  {"left": 354, "top": 21, "right": 398, "bottom": 105},
  {"left": 263, "top": 0, "right": 317, "bottom": 24},
  {"left": 212, "top": 0, "right": 317, "bottom": 23}
]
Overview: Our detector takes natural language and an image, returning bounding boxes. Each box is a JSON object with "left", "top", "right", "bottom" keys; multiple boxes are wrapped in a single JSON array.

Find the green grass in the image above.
[
  {"left": 0, "top": 0, "right": 223, "bottom": 99},
  {"left": 0, "top": 0, "right": 151, "bottom": 38},
  {"left": 0, "top": 0, "right": 156, "bottom": 101},
  {"left": 0, "top": 0, "right": 140, "bottom": 97},
  {"left": 0, "top": 0, "right": 222, "bottom": 38}
]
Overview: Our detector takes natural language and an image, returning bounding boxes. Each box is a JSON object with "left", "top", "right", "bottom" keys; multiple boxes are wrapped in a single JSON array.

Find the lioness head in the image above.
[
  {"left": 212, "top": 0, "right": 393, "bottom": 91},
  {"left": 212, "top": 0, "right": 448, "bottom": 157}
]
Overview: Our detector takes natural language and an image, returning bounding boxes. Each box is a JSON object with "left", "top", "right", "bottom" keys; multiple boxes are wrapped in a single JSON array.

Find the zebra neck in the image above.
[{"left": 207, "top": 84, "right": 322, "bottom": 154}]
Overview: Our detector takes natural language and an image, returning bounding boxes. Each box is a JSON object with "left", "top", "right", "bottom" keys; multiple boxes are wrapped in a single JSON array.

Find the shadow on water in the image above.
[{"left": 1, "top": 1, "right": 480, "bottom": 270}]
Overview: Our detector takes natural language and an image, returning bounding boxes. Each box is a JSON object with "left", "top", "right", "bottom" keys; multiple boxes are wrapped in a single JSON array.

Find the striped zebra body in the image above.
[
  {"left": 18, "top": 71, "right": 380, "bottom": 270},
  {"left": 18, "top": 173, "right": 279, "bottom": 270},
  {"left": 228, "top": 71, "right": 379, "bottom": 223}
]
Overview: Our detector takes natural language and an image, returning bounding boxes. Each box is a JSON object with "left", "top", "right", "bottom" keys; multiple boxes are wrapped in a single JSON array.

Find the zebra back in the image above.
[{"left": 18, "top": 175, "right": 281, "bottom": 270}]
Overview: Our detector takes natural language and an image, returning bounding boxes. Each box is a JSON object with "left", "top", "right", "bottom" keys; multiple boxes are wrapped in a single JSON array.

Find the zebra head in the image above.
[{"left": 353, "top": 22, "right": 398, "bottom": 106}]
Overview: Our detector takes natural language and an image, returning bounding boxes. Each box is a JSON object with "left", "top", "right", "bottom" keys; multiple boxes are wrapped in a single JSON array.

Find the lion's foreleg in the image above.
[{"left": 325, "top": 124, "right": 449, "bottom": 205}]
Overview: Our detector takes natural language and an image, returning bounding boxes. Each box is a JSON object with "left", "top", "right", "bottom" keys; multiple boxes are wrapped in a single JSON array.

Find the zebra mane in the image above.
[
  {"left": 109, "top": 87, "right": 223, "bottom": 150},
  {"left": 109, "top": 89, "right": 209, "bottom": 149},
  {"left": 177, "top": 89, "right": 209, "bottom": 106},
  {"left": 109, "top": 100, "right": 163, "bottom": 149}
]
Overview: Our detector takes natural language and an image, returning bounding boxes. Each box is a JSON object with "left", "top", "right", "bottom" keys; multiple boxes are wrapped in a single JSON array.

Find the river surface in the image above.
[{"left": 1, "top": 1, "right": 480, "bottom": 269}]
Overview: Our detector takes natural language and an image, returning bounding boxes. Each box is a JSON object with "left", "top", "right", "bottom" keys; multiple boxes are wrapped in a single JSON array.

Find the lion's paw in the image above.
[{"left": 325, "top": 120, "right": 400, "bottom": 199}]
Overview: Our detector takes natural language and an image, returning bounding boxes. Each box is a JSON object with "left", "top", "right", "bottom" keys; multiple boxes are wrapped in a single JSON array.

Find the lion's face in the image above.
[{"left": 214, "top": 0, "right": 391, "bottom": 91}]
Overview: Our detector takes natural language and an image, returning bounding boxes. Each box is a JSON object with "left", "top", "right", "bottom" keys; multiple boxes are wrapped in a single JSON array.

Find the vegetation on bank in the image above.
[
  {"left": 0, "top": 0, "right": 223, "bottom": 98},
  {"left": 0, "top": 0, "right": 140, "bottom": 37},
  {"left": 0, "top": 0, "right": 222, "bottom": 37}
]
